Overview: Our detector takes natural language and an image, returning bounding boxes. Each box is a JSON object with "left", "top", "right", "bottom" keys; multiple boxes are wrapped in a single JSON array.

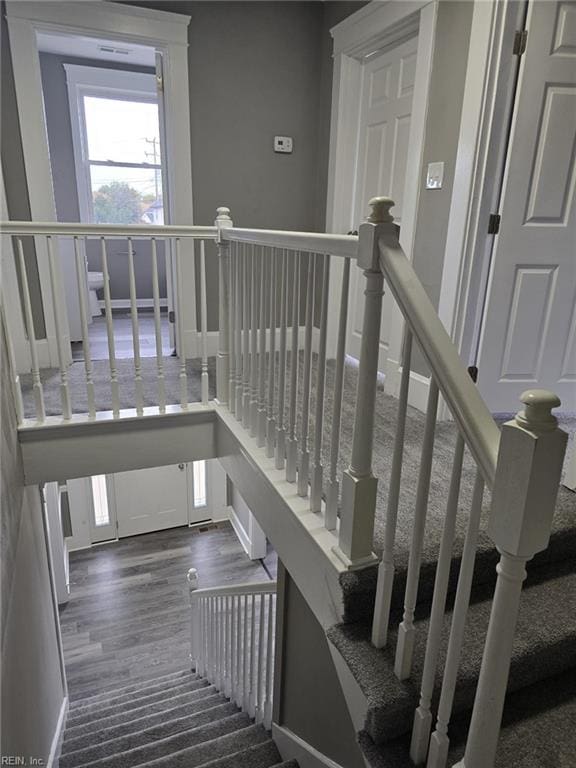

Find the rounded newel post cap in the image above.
[
  {"left": 516, "top": 389, "right": 561, "bottom": 432},
  {"left": 367, "top": 196, "right": 395, "bottom": 224},
  {"left": 187, "top": 567, "right": 198, "bottom": 591},
  {"left": 215, "top": 206, "right": 232, "bottom": 223}
]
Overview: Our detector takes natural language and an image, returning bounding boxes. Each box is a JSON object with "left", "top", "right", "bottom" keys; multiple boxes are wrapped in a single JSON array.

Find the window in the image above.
[
  {"left": 65, "top": 65, "right": 164, "bottom": 225},
  {"left": 91, "top": 475, "right": 110, "bottom": 526},
  {"left": 192, "top": 461, "right": 207, "bottom": 508}
]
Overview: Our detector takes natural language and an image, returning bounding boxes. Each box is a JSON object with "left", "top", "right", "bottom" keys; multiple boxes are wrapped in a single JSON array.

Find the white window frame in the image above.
[{"left": 64, "top": 64, "right": 162, "bottom": 225}]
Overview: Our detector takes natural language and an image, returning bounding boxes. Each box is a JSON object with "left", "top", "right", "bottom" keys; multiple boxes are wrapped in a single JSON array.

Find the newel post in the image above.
[
  {"left": 187, "top": 567, "right": 199, "bottom": 670},
  {"left": 454, "top": 390, "right": 568, "bottom": 768},
  {"left": 334, "top": 196, "right": 393, "bottom": 567},
  {"left": 215, "top": 206, "right": 233, "bottom": 404}
]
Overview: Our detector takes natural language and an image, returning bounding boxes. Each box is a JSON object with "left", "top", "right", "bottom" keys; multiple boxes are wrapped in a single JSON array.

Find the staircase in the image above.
[{"left": 59, "top": 669, "right": 297, "bottom": 768}]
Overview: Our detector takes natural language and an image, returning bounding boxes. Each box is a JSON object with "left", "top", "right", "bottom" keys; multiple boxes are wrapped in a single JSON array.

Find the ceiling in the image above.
[{"left": 36, "top": 31, "right": 156, "bottom": 67}]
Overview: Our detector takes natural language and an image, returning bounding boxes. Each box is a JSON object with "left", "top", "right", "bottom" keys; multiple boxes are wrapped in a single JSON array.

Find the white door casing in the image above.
[
  {"left": 4, "top": 1, "right": 197, "bottom": 364},
  {"left": 326, "top": 0, "right": 438, "bottom": 411},
  {"left": 346, "top": 36, "right": 418, "bottom": 369},
  {"left": 477, "top": 1, "right": 576, "bottom": 412}
]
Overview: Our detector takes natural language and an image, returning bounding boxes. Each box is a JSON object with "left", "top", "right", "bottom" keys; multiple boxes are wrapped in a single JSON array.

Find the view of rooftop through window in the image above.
[{"left": 83, "top": 96, "right": 164, "bottom": 225}]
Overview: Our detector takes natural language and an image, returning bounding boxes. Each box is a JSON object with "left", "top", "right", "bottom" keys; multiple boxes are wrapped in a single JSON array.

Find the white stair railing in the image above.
[{"left": 187, "top": 570, "right": 277, "bottom": 729}]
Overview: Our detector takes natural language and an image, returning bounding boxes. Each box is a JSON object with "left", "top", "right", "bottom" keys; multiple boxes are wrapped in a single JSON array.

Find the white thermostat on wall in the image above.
[
  {"left": 426, "top": 161, "right": 444, "bottom": 189},
  {"left": 274, "top": 136, "right": 293, "bottom": 154}
]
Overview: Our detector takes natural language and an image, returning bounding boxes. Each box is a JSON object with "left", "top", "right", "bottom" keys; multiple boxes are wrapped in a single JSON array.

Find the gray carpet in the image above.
[{"left": 60, "top": 669, "right": 295, "bottom": 768}]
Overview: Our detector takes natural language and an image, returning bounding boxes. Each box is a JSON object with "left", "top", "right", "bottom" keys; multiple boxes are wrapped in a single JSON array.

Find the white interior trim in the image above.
[
  {"left": 47, "top": 695, "right": 69, "bottom": 768},
  {"left": 325, "top": 0, "right": 438, "bottom": 413},
  {"left": 272, "top": 724, "right": 348, "bottom": 768}
]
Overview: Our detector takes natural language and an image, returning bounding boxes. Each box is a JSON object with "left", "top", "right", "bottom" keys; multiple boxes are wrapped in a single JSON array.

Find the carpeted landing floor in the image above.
[{"left": 59, "top": 669, "right": 298, "bottom": 768}]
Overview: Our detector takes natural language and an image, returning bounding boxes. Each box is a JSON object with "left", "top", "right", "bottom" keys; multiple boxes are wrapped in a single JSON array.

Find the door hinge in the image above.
[
  {"left": 488, "top": 213, "right": 501, "bottom": 235},
  {"left": 513, "top": 29, "right": 528, "bottom": 56}
]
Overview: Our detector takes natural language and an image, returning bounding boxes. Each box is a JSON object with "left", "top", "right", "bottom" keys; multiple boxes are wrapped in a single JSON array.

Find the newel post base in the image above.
[
  {"left": 454, "top": 390, "right": 568, "bottom": 768},
  {"left": 187, "top": 567, "right": 199, "bottom": 670},
  {"left": 215, "top": 206, "right": 233, "bottom": 404}
]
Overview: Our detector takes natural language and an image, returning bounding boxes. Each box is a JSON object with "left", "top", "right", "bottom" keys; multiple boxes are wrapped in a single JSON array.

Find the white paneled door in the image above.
[
  {"left": 347, "top": 36, "right": 418, "bottom": 367},
  {"left": 478, "top": 1, "right": 576, "bottom": 412},
  {"left": 113, "top": 463, "right": 205, "bottom": 538}
]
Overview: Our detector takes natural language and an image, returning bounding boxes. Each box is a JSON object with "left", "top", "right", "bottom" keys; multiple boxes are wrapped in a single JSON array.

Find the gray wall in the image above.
[
  {"left": 274, "top": 562, "right": 366, "bottom": 768},
  {"left": 39, "top": 53, "right": 167, "bottom": 301},
  {"left": 1, "top": 317, "right": 66, "bottom": 760},
  {"left": 409, "top": 1, "right": 474, "bottom": 375}
]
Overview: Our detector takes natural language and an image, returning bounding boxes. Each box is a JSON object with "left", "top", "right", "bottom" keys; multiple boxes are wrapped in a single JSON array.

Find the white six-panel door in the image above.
[
  {"left": 347, "top": 36, "right": 418, "bottom": 368},
  {"left": 478, "top": 1, "right": 576, "bottom": 412}
]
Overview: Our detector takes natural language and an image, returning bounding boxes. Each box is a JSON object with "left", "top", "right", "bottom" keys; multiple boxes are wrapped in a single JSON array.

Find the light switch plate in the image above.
[
  {"left": 274, "top": 136, "right": 293, "bottom": 154},
  {"left": 426, "top": 161, "right": 444, "bottom": 189}
]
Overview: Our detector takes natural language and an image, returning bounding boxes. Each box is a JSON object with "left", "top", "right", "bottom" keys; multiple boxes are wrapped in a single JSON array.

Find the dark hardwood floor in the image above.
[{"left": 59, "top": 521, "right": 276, "bottom": 702}]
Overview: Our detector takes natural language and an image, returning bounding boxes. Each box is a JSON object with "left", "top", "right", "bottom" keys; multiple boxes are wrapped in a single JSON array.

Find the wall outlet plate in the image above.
[
  {"left": 274, "top": 136, "right": 293, "bottom": 153},
  {"left": 426, "top": 161, "right": 444, "bottom": 189}
]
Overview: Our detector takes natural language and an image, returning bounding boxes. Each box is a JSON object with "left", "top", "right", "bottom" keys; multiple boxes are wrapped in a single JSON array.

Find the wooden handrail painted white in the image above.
[
  {"left": 221, "top": 226, "right": 358, "bottom": 259},
  {"left": 0, "top": 221, "right": 217, "bottom": 238},
  {"left": 378, "top": 228, "right": 500, "bottom": 487},
  {"left": 190, "top": 580, "right": 277, "bottom": 599}
]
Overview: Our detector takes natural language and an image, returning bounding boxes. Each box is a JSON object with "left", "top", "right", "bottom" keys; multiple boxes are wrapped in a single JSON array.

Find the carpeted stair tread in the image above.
[
  {"left": 270, "top": 762, "right": 300, "bottom": 767},
  {"left": 68, "top": 669, "right": 195, "bottom": 710},
  {"left": 60, "top": 702, "right": 239, "bottom": 766},
  {"left": 358, "top": 666, "right": 576, "bottom": 767},
  {"left": 328, "top": 562, "right": 576, "bottom": 744},
  {"left": 63, "top": 684, "right": 219, "bottom": 740},
  {"left": 191, "top": 740, "right": 282, "bottom": 768},
  {"left": 133, "top": 723, "right": 272, "bottom": 768},
  {"left": 67, "top": 675, "right": 206, "bottom": 722},
  {"left": 66, "top": 677, "right": 210, "bottom": 727},
  {"left": 72, "top": 712, "right": 252, "bottom": 768},
  {"left": 63, "top": 693, "right": 228, "bottom": 751}
]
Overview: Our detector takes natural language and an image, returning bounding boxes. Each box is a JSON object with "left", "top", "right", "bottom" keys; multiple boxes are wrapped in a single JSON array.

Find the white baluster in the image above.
[
  {"left": 236, "top": 594, "right": 243, "bottom": 706},
  {"left": 326, "top": 257, "right": 350, "bottom": 530},
  {"left": 298, "top": 254, "right": 315, "bottom": 498},
  {"left": 226, "top": 595, "right": 232, "bottom": 696},
  {"left": 199, "top": 240, "right": 209, "bottom": 405},
  {"left": 17, "top": 238, "right": 46, "bottom": 422},
  {"left": 395, "top": 378, "right": 439, "bottom": 680},
  {"left": 0, "top": 295, "right": 25, "bottom": 424},
  {"left": 372, "top": 328, "right": 413, "bottom": 647},
  {"left": 235, "top": 244, "right": 244, "bottom": 418},
  {"left": 198, "top": 597, "right": 205, "bottom": 675},
  {"left": 249, "top": 593, "right": 257, "bottom": 717},
  {"left": 127, "top": 238, "right": 144, "bottom": 415},
  {"left": 243, "top": 247, "right": 251, "bottom": 428},
  {"left": 215, "top": 207, "right": 232, "bottom": 404},
  {"left": 46, "top": 236, "right": 71, "bottom": 419},
  {"left": 250, "top": 248, "right": 259, "bottom": 436},
  {"left": 256, "top": 593, "right": 265, "bottom": 722},
  {"left": 151, "top": 238, "right": 166, "bottom": 413},
  {"left": 100, "top": 238, "right": 120, "bottom": 418},
  {"left": 219, "top": 596, "right": 225, "bottom": 690},
  {"left": 454, "top": 391, "right": 567, "bottom": 768},
  {"left": 311, "top": 254, "right": 330, "bottom": 512},
  {"left": 336, "top": 198, "right": 390, "bottom": 566},
  {"left": 411, "top": 433, "right": 465, "bottom": 763},
  {"left": 266, "top": 251, "right": 277, "bottom": 458},
  {"left": 175, "top": 238, "right": 189, "bottom": 410},
  {"left": 275, "top": 251, "right": 288, "bottom": 470},
  {"left": 264, "top": 593, "right": 275, "bottom": 729},
  {"left": 228, "top": 244, "right": 236, "bottom": 412},
  {"left": 72, "top": 237, "right": 95, "bottom": 419},
  {"left": 286, "top": 254, "right": 300, "bottom": 483},
  {"left": 427, "top": 471, "right": 485, "bottom": 768},
  {"left": 257, "top": 250, "right": 268, "bottom": 446},
  {"left": 230, "top": 595, "right": 237, "bottom": 699},
  {"left": 242, "top": 593, "right": 250, "bottom": 710}
]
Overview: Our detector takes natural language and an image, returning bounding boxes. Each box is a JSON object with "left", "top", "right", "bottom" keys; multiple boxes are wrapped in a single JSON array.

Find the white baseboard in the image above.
[
  {"left": 47, "top": 695, "right": 68, "bottom": 768},
  {"left": 272, "top": 724, "right": 347, "bottom": 768},
  {"left": 98, "top": 298, "right": 168, "bottom": 310}
]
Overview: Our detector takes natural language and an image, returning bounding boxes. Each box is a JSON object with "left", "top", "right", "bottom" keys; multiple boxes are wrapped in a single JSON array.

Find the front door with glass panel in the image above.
[{"left": 346, "top": 36, "right": 418, "bottom": 370}]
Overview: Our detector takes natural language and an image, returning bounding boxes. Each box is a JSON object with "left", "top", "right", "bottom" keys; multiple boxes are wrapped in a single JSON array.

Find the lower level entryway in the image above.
[{"left": 58, "top": 522, "right": 277, "bottom": 702}]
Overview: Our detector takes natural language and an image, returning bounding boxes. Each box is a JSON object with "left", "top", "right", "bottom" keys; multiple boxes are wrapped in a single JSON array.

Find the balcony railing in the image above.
[{"left": 0, "top": 199, "right": 568, "bottom": 768}]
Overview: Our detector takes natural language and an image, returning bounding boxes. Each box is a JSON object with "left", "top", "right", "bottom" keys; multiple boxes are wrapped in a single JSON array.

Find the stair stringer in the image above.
[{"left": 216, "top": 406, "right": 354, "bottom": 629}]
